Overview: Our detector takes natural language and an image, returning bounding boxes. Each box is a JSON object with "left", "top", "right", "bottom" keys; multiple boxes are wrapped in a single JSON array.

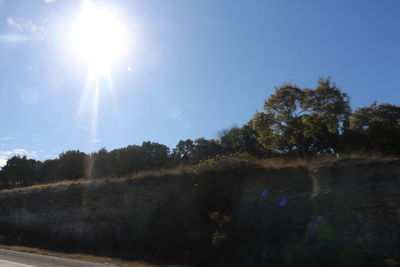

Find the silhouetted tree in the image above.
[
  {"left": 172, "top": 139, "right": 195, "bottom": 165},
  {"left": 2, "top": 77, "right": 399, "bottom": 190},
  {"left": 38, "top": 159, "right": 59, "bottom": 182},
  {"left": 345, "top": 102, "right": 400, "bottom": 153},
  {"left": 219, "top": 125, "right": 262, "bottom": 156},
  {"left": 141, "top": 141, "right": 170, "bottom": 169},
  {"left": 58, "top": 150, "right": 89, "bottom": 180},
  {"left": 171, "top": 138, "right": 224, "bottom": 164},
  {"left": 251, "top": 78, "right": 351, "bottom": 157},
  {"left": 192, "top": 138, "right": 224, "bottom": 161},
  {"left": 0, "top": 156, "right": 41, "bottom": 187},
  {"left": 91, "top": 148, "right": 111, "bottom": 177},
  {"left": 107, "top": 145, "right": 144, "bottom": 176}
]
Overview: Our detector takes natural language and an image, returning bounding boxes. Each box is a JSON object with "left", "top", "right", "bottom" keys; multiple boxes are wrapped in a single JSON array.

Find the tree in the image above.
[
  {"left": 141, "top": 141, "right": 170, "bottom": 169},
  {"left": 171, "top": 139, "right": 195, "bottom": 165},
  {"left": 91, "top": 147, "right": 111, "bottom": 178},
  {"left": 172, "top": 138, "right": 224, "bottom": 164},
  {"left": 219, "top": 125, "right": 262, "bottom": 156},
  {"left": 347, "top": 102, "right": 400, "bottom": 153},
  {"left": 251, "top": 78, "right": 351, "bottom": 157},
  {"left": 58, "top": 150, "right": 89, "bottom": 180},
  {"left": 191, "top": 138, "right": 224, "bottom": 161},
  {"left": 38, "top": 159, "right": 59, "bottom": 182},
  {"left": 0, "top": 156, "right": 41, "bottom": 187},
  {"left": 107, "top": 145, "right": 144, "bottom": 176}
]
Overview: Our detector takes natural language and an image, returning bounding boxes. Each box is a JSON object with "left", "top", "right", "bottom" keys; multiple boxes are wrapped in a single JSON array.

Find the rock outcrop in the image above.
[
  {"left": 310, "top": 158, "right": 400, "bottom": 260},
  {"left": 0, "top": 158, "right": 398, "bottom": 266}
]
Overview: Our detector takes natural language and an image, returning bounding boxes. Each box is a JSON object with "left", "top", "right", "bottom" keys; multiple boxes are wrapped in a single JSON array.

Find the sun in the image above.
[
  {"left": 70, "top": 0, "right": 127, "bottom": 73},
  {"left": 68, "top": 0, "right": 129, "bottom": 148}
]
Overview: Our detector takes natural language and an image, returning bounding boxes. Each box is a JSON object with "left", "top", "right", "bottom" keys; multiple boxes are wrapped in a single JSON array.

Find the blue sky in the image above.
[{"left": 0, "top": 0, "right": 399, "bottom": 166}]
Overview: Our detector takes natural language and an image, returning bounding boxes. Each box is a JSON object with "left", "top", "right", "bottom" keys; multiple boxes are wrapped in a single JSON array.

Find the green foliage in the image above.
[
  {"left": 38, "top": 159, "right": 59, "bottom": 182},
  {"left": 1, "top": 77, "right": 399, "bottom": 188},
  {"left": 346, "top": 102, "right": 400, "bottom": 153},
  {"left": 251, "top": 78, "right": 351, "bottom": 157},
  {"left": 92, "top": 142, "right": 170, "bottom": 177},
  {"left": 141, "top": 141, "right": 170, "bottom": 168},
  {"left": 171, "top": 138, "right": 224, "bottom": 164},
  {"left": 219, "top": 124, "right": 263, "bottom": 156},
  {"left": 0, "top": 156, "right": 41, "bottom": 187},
  {"left": 171, "top": 139, "right": 195, "bottom": 164},
  {"left": 58, "top": 150, "right": 89, "bottom": 180}
]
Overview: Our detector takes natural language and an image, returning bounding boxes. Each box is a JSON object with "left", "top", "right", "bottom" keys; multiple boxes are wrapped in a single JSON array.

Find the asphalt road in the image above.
[{"left": 0, "top": 248, "right": 119, "bottom": 267}]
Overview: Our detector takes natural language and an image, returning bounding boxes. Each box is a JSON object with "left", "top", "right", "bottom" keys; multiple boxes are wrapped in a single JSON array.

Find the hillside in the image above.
[{"left": 0, "top": 156, "right": 399, "bottom": 266}]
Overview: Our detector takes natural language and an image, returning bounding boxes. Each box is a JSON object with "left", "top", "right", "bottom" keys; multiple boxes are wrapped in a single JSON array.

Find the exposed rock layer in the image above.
[
  {"left": 0, "top": 158, "right": 398, "bottom": 266},
  {"left": 310, "top": 159, "right": 400, "bottom": 259}
]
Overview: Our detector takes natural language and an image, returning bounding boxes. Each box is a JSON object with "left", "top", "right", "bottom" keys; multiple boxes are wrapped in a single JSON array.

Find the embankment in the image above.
[{"left": 0, "top": 157, "right": 398, "bottom": 266}]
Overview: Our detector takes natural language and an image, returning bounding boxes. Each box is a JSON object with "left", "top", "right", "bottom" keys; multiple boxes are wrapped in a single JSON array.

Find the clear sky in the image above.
[{"left": 0, "top": 0, "right": 399, "bottom": 166}]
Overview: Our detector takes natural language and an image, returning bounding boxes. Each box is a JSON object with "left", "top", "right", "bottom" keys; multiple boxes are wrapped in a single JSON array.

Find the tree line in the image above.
[{"left": 1, "top": 78, "right": 399, "bottom": 189}]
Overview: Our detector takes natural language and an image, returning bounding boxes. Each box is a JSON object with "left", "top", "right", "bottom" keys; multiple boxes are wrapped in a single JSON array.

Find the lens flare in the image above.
[
  {"left": 278, "top": 197, "right": 288, "bottom": 207},
  {"left": 261, "top": 188, "right": 269, "bottom": 198}
]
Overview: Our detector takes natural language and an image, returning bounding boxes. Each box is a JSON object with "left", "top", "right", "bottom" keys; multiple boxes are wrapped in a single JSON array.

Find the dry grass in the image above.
[
  {"left": 0, "top": 165, "right": 194, "bottom": 195},
  {"left": 0, "top": 153, "right": 396, "bottom": 195},
  {"left": 0, "top": 179, "right": 94, "bottom": 195},
  {"left": 0, "top": 245, "right": 190, "bottom": 267}
]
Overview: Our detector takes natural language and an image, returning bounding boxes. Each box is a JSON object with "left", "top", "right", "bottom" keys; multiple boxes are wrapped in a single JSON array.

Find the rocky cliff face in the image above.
[
  {"left": 310, "top": 158, "right": 400, "bottom": 260},
  {"left": 0, "top": 158, "right": 398, "bottom": 266}
]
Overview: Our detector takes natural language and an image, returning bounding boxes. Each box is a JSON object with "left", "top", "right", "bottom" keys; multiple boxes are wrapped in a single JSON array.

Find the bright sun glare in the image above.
[
  {"left": 70, "top": 0, "right": 127, "bottom": 73},
  {"left": 68, "top": 0, "right": 128, "bottom": 147}
]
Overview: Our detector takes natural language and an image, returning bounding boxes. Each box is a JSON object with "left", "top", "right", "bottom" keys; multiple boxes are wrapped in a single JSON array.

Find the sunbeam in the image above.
[
  {"left": 105, "top": 73, "right": 121, "bottom": 124},
  {"left": 90, "top": 73, "right": 100, "bottom": 145},
  {"left": 70, "top": 0, "right": 128, "bottom": 151}
]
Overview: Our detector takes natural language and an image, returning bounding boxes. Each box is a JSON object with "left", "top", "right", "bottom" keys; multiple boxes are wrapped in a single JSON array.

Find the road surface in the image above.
[{"left": 0, "top": 248, "right": 119, "bottom": 267}]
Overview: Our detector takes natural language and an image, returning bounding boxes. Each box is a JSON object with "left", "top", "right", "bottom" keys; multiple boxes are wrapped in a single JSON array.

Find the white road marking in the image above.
[{"left": 0, "top": 259, "right": 35, "bottom": 267}]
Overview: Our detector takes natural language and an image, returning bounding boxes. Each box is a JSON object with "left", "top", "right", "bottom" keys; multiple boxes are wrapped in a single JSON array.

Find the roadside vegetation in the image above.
[
  {"left": 0, "top": 78, "right": 398, "bottom": 266},
  {"left": 0, "top": 154, "right": 396, "bottom": 267},
  {"left": 1, "top": 77, "right": 398, "bottom": 190}
]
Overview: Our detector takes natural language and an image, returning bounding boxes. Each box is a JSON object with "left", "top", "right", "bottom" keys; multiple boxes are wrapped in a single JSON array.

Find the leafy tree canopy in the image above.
[{"left": 251, "top": 77, "right": 351, "bottom": 156}]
